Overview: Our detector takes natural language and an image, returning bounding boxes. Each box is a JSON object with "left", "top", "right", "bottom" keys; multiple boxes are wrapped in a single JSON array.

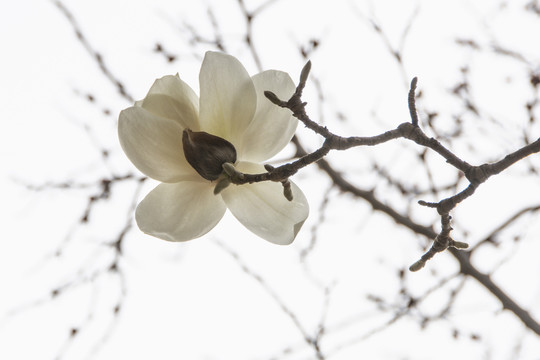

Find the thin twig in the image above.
[{"left": 53, "top": 0, "right": 134, "bottom": 102}]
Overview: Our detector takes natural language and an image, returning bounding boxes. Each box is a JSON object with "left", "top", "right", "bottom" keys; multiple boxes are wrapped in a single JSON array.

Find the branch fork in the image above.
[{"left": 234, "top": 62, "right": 539, "bottom": 271}]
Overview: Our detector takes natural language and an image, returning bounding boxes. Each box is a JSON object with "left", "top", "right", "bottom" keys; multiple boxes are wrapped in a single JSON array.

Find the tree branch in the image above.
[
  {"left": 53, "top": 0, "right": 134, "bottom": 102},
  {"left": 293, "top": 136, "right": 540, "bottom": 336}
]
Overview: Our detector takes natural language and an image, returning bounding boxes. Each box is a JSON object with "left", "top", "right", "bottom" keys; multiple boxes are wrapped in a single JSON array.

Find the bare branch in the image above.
[
  {"left": 291, "top": 134, "right": 540, "bottom": 335},
  {"left": 215, "top": 240, "right": 326, "bottom": 359},
  {"left": 53, "top": 0, "right": 134, "bottom": 102}
]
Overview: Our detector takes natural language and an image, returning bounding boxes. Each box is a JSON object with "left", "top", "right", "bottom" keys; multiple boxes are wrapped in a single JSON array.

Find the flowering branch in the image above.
[
  {"left": 229, "top": 62, "right": 540, "bottom": 270},
  {"left": 228, "top": 61, "right": 404, "bottom": 195}
]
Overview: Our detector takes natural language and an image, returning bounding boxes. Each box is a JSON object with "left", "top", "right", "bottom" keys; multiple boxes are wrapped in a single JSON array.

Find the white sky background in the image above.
[{"left": 1, "top": 0, "right": 540, "bottom": 359}]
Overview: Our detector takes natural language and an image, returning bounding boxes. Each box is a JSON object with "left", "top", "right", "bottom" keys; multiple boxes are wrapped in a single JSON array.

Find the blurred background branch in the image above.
[{"left": 2, "top": 0, "right": 540, "bottom": 359}]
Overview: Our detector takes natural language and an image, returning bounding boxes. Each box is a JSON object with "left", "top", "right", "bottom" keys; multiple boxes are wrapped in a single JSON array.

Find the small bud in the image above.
[
  {"left": 222, "top": 162, "right": 244, "bottom": 182},
  {"left": 451, "top": 241, "right": 469, "bottom": 249},
  {"left": 222, "top": 162, "right": 237, "bottom": 177},
  {"left": 300, "top": 60, "right": 312, "bottom": 85},
  {"left": 264, "top": 164, "right": 275, "bottom": 171},
  {"left": 264, "top": 91, "right": 285, "bottom": 106},
  {"left": 182, "top": 129, "right": 237, "bottom": 181},
  {"left": 409, "top": 260, "right": 425, "bottom": 272},
  {"left": 213, "top": 177, "right": 231, "bottom": 195},
  {"left": 281, "top": 179, "right": 293, "bottom": 201},
  {"left": 418, "top": 200, "right": 437, "bottom": 208}
]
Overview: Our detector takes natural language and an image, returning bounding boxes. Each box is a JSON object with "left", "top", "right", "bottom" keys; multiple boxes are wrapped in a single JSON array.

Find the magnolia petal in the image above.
[
  {"left": 221, "top": 162, "right": 309, "bottom": 245},
  {"left": 118, "top": 106, "right": 198, "bottom": 182},
  {"left": 135, "top": 181, "right": 226, "bottom": 242},
  {"left": 140, "top": 75, "right": 200, "bottom": 130},
  {"left": 238, "top": 70, "right": 297, "bottom": 162},
  {"left": 198, "top": 52, "right": 256, "bottom": 148}
]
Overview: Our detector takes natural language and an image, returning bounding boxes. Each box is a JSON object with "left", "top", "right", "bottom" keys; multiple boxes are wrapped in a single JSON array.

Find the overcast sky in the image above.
[{"left": 1, "top": 0, "right": 540, "bottom": 359}]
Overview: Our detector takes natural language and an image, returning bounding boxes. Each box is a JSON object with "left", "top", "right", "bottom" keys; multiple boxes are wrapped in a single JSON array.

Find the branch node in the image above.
[
  {"left": 465, "top": 164, "right": 491, "bottom": 185},
  {"left": 410, "top": 212, "right": 468, "bottom": 271}
]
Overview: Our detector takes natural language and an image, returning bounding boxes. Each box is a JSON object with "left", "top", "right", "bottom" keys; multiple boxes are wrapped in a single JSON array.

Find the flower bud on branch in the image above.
[{"left": 182, "top": 129, "right": 237, "bottom": 181}]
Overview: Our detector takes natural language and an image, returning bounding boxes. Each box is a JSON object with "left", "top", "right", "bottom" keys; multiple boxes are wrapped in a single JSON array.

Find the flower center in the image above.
[{"left": 182, "top": 129, "right": 237, "bottom": 181}]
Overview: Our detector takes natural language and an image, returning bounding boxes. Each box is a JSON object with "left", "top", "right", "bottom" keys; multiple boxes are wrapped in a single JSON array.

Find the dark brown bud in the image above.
[{"left": 182, "top": 129, "right": 237, "bottom": 181}]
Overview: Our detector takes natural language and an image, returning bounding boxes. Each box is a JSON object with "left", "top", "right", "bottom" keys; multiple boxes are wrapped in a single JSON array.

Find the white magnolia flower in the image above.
[{"left": 118, "top": 51, "right": 309, "bottom": 245}]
